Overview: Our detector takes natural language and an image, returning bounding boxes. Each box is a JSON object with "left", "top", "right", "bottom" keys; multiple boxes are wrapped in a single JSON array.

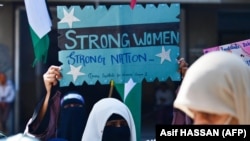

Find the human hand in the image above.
[
  {"left": 43, "top": 65, "right": 62, "bottom": 93},
  {"left": 178, "top": 58, "right": 188, "bottom": 79}
]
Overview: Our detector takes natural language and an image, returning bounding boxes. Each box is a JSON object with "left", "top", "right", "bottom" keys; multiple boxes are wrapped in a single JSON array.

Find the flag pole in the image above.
[{"left": 108, "top": 80, "right": 114, "bottom": 97}]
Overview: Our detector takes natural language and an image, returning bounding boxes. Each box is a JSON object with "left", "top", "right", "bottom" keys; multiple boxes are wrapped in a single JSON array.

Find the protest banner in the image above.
[{"left": 203, "top": 39, "right": 250, "bottom": 66}]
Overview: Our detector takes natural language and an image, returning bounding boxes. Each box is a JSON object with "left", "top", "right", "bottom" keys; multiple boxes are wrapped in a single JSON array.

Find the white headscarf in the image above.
[
  {"left": 81, "top": 98, "right": 136, "bottom": 141},
  {"left": 174, "top": 51, "right": 250, "bottom": 124}
]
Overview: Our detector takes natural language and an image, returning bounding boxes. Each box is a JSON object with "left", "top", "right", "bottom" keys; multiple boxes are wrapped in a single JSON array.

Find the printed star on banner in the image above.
[
  {"left": 124, "top": 78, "right": 136, "bottom": 101},
  {"left": 156, "top": 46, "right": 171, "bottom": 64},
  {"left": 59, "top": 7, "right": 80, "bottom": 28},
  {"left": 66, "top": 65, "right": 85, "bottom": 82}
]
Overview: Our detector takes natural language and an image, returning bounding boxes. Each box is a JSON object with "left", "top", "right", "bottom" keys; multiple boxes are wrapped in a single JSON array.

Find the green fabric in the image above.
[
  {"left": 30, "top": 27, "right": 50, "bottom": 67},
  {"left": 115, "top": 83, "right": 142, "bottom": 141}
]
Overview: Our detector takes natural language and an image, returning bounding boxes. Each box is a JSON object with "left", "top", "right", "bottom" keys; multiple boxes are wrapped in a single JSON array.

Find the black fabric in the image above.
[
  {"left": 57, "top": 99, "right": 87, "bottom": 141},
  {"left": 102, "top": 126, "right": 130, "bottom": 141},
  {"left": 48, "top": 138, "right": 68, "bottom": 141},
  {"left": 61, "top": 98, "right": 84, "bottom": 106},
  {"left": 107, "top": 114, "right": 124, "bottom": 121},
  {"left": 28, "top": 98, "right": 50, "bottom": 135},
  {"left": 102, "top": 114, "right": 130, "bottom": 141},
  {"left": 27, "top": 91, "right": 61, "bottom": 141}
]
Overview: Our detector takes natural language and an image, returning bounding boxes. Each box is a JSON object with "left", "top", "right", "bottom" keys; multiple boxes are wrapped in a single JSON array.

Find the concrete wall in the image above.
[
  {"left": 185, "top": 4, "right": 250, "bottom": 64},
  {"left": 0, "top": 3, "right": 15, "bottom": 135},
  {"left": 186, "top": 4, "right": 218, "bottom": 63},
  {"left": 0, "top": 3, "right": 14, "bottom": 78}
]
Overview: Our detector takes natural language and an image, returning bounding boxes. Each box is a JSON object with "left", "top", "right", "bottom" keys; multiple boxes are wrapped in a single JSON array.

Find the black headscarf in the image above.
[
  {"left": 102, "top": 114, "right": 130, "bottom": 141},
  {"left": 57, "top": 93, "right": 87, "bottom": 141}
]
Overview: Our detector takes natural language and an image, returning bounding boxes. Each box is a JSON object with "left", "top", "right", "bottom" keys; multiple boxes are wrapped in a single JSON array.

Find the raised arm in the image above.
[{"left": 37, "top": 65, "right": 62, "bottom": 121}]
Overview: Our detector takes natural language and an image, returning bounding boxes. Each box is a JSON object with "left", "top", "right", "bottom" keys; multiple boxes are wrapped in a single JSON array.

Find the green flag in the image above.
[
  {"left": 115, "top": 78, "right": 142, "bottom": 141},
  {"left": 24, "top": 0, "right": 52, "bottom": 66}
]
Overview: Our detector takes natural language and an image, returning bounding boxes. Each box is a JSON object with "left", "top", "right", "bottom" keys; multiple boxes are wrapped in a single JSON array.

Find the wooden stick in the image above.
[{"left": 108, "top": 80, "right": 114, "bottom": 97}]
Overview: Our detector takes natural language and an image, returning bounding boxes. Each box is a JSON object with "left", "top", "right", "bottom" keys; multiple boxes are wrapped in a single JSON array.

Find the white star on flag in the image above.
[
  {"left": 66, "top": 65, "right": 85, "bottom": 82},
  {"left": 156, "top": 46, "right": 171, "bottom": 64},
  {"left": 124, "top": 78, "right": 136, "bottom": 101},
  {"left": 59, "top": 7, "right": 80, "bottom": 28}
]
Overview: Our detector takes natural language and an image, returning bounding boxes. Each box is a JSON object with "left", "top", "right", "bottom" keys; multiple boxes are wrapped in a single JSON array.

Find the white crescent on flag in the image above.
[{"left": 124, "top": 78, "right": 136, "bottom": 101}]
